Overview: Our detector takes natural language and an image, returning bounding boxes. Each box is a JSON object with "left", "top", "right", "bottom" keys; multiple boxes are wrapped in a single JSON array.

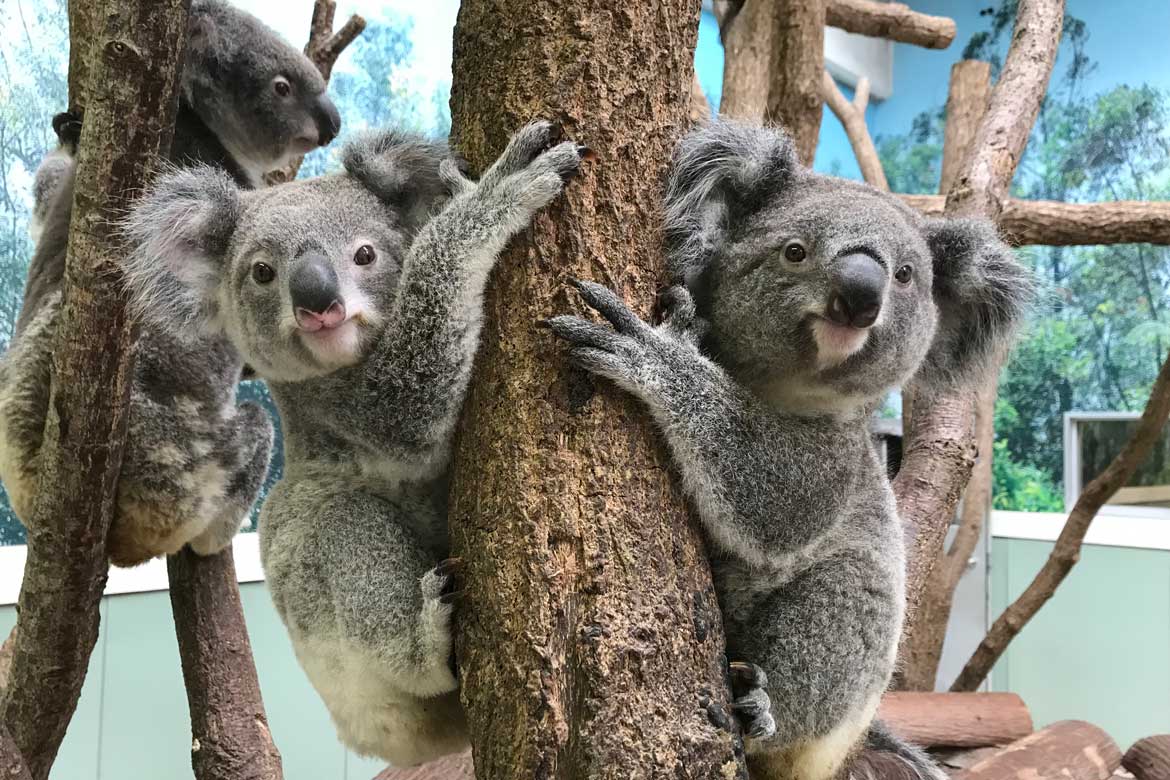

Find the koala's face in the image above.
[
  {"left": 185, "top": 0, "right": 341, "bottom": 178},
  {"left": 213, "top": 179, "right": 409, "bottom": 381},
  {"left": 664, "top": 122, "right": 1033, "bottom": 416},
  {"left": 707, "top": 177, "right": 937, "bottom": 408},
  {"left": 123, "top": 131, "right": 450, "bottom": 384}
]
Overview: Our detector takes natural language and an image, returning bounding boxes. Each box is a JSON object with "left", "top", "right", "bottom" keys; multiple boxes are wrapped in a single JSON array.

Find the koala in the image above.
[
  {"left": 0, "top": 0, "right": 340, "bottom": 567},
  {"left": 120, "top": 121, "right": 586, "bottom": 765},
  {"left": 547, "top": 122, "right": 1032, "bottom": 780},
  {"left": 27, "top": 113, "right": 81, "bottom": 245}
]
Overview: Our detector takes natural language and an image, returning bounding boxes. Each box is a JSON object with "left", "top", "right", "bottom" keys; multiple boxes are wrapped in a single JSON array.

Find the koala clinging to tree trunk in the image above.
[
  {"left": 121, "top": 121, "right": 587, "bottom": 765},
  {"left": 547, "top": 122, "right": 1032, "bottom": 780},
  {"left": 0, "top": 0, "right": 340, "bottom": 567}
]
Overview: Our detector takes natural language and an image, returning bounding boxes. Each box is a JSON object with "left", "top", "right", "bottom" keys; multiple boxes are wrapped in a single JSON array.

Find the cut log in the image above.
[
  {"left": 1123, "top": 735, "right": 1170, "bottom": 780},
  {"left": 954, "top": 721, "right": 1121, "bottom": 780},
  {"left": 878, "top": 692, "right": 1033, "bottom": 749},
  {"left": 826, "top": 0, "right": 956, "bottom": 49},
  {"left": 373, "top": 751, "right": 474, "bottom": 780}
]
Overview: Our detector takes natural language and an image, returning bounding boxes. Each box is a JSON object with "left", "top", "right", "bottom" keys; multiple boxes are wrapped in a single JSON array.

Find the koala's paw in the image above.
[
  {"left": 544, "top": 279, "right": 701, "bottom": 399},
  {"left": 729, "top": 661, "right": 777, "bottom": 740},
  {"left": 421, "top": 557, "right": 465, "bottom": 607},
  {"left": 480, "top": 120, "right": 590, "bottom": 216}
]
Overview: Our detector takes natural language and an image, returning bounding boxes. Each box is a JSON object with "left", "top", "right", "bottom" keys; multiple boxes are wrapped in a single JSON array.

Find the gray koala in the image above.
[
  {"left": 547, "top": 122, "right": 1032, "bottom": 780},
  {"left": 120, "top": 121, "right": 586, "bottom": 765},
  {"left": 0, "top": 0, "right": 340, "bottom": 567}
]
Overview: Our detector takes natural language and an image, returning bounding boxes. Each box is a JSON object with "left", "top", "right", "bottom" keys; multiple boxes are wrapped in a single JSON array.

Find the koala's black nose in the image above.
[
  {"left": 827, "top": 253, "right": 885, "bottom": 329},
  {"left": 315, "top": 95, "right": 341, "bottom": 146},
  {"left": 289, "top": 255, "right": 341, "bottom": 315}
]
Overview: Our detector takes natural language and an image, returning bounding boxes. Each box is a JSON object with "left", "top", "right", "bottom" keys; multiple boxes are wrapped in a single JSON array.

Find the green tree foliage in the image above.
[{"left": 879, "top": 4, "right": 1170, "bottom": 510}]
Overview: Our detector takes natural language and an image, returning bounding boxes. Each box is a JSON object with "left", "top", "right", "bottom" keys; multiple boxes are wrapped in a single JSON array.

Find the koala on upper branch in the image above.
[
  {"left": 547, "top": 122, "right": 1033, "bottom": 780},
  {"left": 27, "top": 112, "right": 81, "bottom": 245},
  {"left": 0, "top": 0, "right": 341, "bottom": 567},
  {"left": 121, "top": 121, "right": 587, "bottom": 765}
]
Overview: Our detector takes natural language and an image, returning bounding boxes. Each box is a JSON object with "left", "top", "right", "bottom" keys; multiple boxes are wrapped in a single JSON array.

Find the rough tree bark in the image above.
[
  {"left": 720, "top": 0, "right": 826, "bottom": 164},
  {"left": 901, "top": 196, "right": 1170, "bottom": 246},
  {"left": 895, "top": 0, "right": 1065, "bottom": 649},
  {"left": 897, "top": 60, "right": 993, "bottom": 692},
  {"left": 0, "top": 2, "right": 191, "bottom": 779},
  {"left": 951, "top": 349, "right": 1170, "bottom": 691},
  {"left": 447, "top": 1, "right": 748, "bottom": 778},
  {"left": 264, "top": 0, "right": 365, "bottom": 185},
  {"left": 953, "top": 721, "right": 1120, "bottom": 780},
  {"left": 168, "top": 549, "right": 281, "bottom": 780}
]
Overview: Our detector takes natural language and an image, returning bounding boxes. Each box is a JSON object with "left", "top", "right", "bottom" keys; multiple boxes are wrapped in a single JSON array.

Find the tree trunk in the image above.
[
  {"left": 168, "top": 548, "right": 282, "bottom": 780},
  {"left": 447, "top": 2, "right": 748, "bottom": 778},
  {"left": 764, "top": 0, "right": 826, "bottom": 164},
  {"left": 0, "top": 2, "right": 191, "bottom": 779}
]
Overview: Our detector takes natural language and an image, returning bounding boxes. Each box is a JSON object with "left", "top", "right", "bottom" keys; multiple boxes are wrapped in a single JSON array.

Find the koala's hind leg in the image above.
[
  {"left": 188, "top": 401, "right": 274, "bottom": 556},
  {"left": 732, "top": 553, "right": 898, "bottom": 780}
]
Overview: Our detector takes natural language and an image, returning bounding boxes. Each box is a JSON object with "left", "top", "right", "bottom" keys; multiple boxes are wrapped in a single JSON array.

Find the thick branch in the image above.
[
  {"left": 952, "top": 348, "right": 1170, "bottom": 691},
  {"left": 1123, "top": 735, "right": 1170, "bottom": 780},
  {"left": 945, "top": 1, "right": 1064, "bottom": 221},
  {"left": 901, "top": 195, "right": 1170, "bottom": 246},
  {"left": 765, "top": 0, "right": 826, "bottom": 164},
  {"left": 168, "top": 548, "right": 282, "bottom": 780},
  {"left": 821, "top": 71, "right": 887, "bottom": 190},
  {"left": 940, "top": 61, "right": 992, "bottom": 195},
  {"left": 895, "top": 0, "right": 1064, "bottom": 648},
  {"left": 265, "top": 0, "right": 365, "bottom": 185},
  {"left": 448, "top": 1, "right": 746, "bottom": 777},
  {"left": 826, "top": 0, "right": 955, "bottom": 49},
  {"left": 879, "top": 693, "right": 1033, "bottom": 749},
  {"left": 953, "top": 721, "right": 1120, "bottom": 780},
  {"left": 0, "top": 3, "right": 191, "bottom": 778}
]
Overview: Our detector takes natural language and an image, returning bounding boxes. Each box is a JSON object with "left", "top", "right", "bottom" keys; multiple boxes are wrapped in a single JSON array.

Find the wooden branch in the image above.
[
  {"left": 1123, "top": 735, "right": 1170, "bottom": 780},
  {"left": 952, "top": 347, "right": 1170, "bottom": 691},
  {"left": 168, "top": 547, "right": 282, "bottom": 780},
  {"left": 765, "top": 0, "right": 827, "bottom": 163},
  {"left": 0, "top": 3, "right": 192, "bottom": 778},
  {"left": 945, "top": 1, "right": 1064, "bottom": 221},
  {"left": 826, "top": 0, "right": 956, "bottom": 49},
  {"left": 901, "top": 195, "right": 1170, "bottom": 246},
  {"left": 821, "top": 71, "right": 888, "bottom": 190},
  {"left": 374, "top": 752, "right": 474, "bottom": 780},
  {"left": 894, "top": 0, "right": 1065, "bottom": 652},
  {"left": 265, "top": 0, "right": 365, "bottom": 185},
  {"left": 953, "top": 721, "right": 1121, "bottom": 780},
  {"left": 878, "top": 693, "right": 1032, "bottom": 749},
  {"left": 940, "top": 61, "right": 992, "bottom": 195}
]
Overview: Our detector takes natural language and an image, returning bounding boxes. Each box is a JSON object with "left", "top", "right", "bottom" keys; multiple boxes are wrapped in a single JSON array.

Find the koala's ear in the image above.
[
  {"left": 342, "top": 130, "right": 450, "bottom": 230},
  {"left": 663, "top": 121, "right": 799, "bottom": 287},
  {"left": 917, "top": 217, "right": 1035, "bottom": 387},
  {"left": 121, "top": 165, "right": 241, "bottom": 336}
]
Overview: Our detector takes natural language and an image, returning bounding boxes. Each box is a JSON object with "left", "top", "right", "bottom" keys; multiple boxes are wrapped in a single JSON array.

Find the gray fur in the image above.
[
  {"left": 121, "top": 121, "right": 583, "bottom": 764},
  {"left": 548, "top": 121, "right": 1030, "bottom": 780},
  {"left": 1, "top": 0, "right": 340, "bottom": 567}
]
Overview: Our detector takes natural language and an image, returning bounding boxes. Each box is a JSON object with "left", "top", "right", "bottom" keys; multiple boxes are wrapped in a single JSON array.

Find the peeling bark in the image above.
[
  {"left": 447, "top": 1, "right": 747, "bottom": 778},
  {"left": 0, "top": 2, "right": 191, "bottom": 778}
]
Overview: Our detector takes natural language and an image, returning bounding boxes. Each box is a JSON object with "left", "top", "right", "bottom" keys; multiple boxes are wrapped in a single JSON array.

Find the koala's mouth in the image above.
[
  {"left": 297, "top": 316, "right": 364, "bottom": 368},
  {"left": 811, "top": 317, "right": 870, "bottom": 369}
]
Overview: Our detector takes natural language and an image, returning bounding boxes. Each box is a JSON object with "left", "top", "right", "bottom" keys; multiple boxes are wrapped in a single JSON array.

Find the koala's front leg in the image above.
[
  {"left": 364, "top": 120, "right": 588, "bottom": 456},
  {"left": 547, "top": 282, "right": 861, "bottom": 567}
]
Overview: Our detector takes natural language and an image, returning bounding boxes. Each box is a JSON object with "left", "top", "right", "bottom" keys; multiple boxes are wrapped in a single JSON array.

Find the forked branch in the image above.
[{"left": 820, "top": 71, "right": 888, "bottom": 190}]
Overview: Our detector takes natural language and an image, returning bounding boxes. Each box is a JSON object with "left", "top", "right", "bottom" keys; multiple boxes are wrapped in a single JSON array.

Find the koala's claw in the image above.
[
  {"left": 434, "top": 557, "right": 463, "bottom": 578},
  {"left": 727, "top": 661, "right": 776, "bottom": 739},
  {"left": 729, "top": 660, "right": 769, "bottom": 693},
  {"left": 568, "top": 279, "right": 647, "bottom": 336}
]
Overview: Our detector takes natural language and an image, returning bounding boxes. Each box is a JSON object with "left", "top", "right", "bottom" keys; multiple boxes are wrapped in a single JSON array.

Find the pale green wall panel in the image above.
[
  {"left": 239, "top": 583, "right": 348, "bottom": 780},
  {"left": 990, "top": 539, "right": 1170, "bottom": 749},
  {"left": 99, "top": 591, "right": 193, "bottom": 779}
]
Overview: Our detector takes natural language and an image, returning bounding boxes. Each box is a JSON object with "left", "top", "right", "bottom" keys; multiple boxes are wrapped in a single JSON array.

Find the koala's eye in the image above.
[
  {"left": 273, "top": 77, "right": 291, "bottom": 98},
  {"left": 895, "top": 264, "right": 914, "bottom": 284},
  {"left": 354, "top": 245, "right": 376, "bottom": 266},
  {"left": 252, "top": 263, "right": 276, "bottom": 284},
  {"left": 783, "top": 240, "right": 807, "bottom": 263}
]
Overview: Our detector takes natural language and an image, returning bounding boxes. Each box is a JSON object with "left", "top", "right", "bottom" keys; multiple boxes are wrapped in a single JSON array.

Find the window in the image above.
[{"left": 1064, "top": 412, "right": 1170, "bottom": 518}]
